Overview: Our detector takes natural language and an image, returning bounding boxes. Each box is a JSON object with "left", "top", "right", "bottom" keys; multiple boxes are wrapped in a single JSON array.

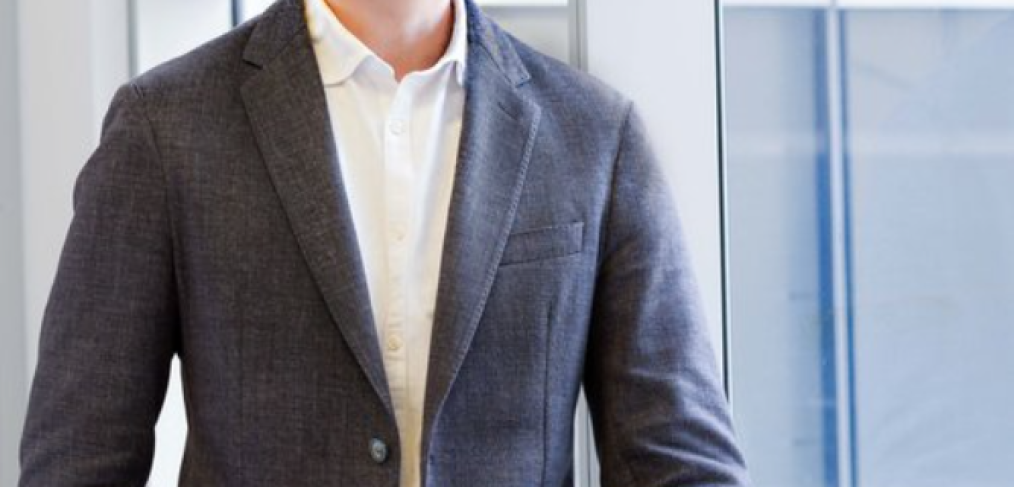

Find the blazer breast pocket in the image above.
[{"left": 499, "top": 221, "right": 585, "bottom": 266}]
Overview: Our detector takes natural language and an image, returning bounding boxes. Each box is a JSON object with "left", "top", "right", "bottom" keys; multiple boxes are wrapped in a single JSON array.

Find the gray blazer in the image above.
[{"left": 19, "top": 0, "right": 749, "bottom": 485}]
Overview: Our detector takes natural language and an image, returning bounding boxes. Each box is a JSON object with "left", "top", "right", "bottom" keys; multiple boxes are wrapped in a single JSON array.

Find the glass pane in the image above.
[
  {"left": 724, "top": 9, "right": 830, "bottom": 486},
  {"left": 722, "top": 4, "right": 1014, "bottom": 487},
  {"left": 846, "top": 10, "right": 1014, "bottom": 487}
]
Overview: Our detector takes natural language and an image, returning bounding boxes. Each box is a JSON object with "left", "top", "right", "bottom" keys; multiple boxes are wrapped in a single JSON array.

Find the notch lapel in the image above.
[
  {"left": 421, "top": 9, "right": 543, "bottom": 454},
  {"left": 240, "top": 1, "right": 393, "bottom": 415}
]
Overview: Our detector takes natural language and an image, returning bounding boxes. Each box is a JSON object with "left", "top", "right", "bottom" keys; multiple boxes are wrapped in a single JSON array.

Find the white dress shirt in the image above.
[{"left": 305, "top": 0, "right": 468, "bottom": 486}]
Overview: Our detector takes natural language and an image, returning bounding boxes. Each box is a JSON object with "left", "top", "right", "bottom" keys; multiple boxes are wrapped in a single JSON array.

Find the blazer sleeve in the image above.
[
  {"left": 583, "top": 103, "right": 750, "bottom": 487},
  {"left": 19, "top": 83, "right": 179, "bottom": 487}
]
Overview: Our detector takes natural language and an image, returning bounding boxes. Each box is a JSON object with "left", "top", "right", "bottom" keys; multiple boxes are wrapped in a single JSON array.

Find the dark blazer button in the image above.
[{"left": 369, "top": 438, "right": 389, "bottom": 464}]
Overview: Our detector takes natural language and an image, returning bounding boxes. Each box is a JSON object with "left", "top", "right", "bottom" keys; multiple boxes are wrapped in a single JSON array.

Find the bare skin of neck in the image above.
[{"left": 324, "top": 0, "right": 455, "bottom": 81}]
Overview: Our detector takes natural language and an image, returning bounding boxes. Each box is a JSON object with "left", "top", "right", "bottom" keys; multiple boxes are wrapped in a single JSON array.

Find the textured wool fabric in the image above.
[{"left": 19, "top": 0, "right": 750, "bottom": 486}]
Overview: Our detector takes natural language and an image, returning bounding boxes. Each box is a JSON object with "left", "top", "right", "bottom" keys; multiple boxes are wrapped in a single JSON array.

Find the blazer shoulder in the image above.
[
  {"left": 506, "top": 32, "right": 631, "bottom": 130},
  {"left": 129, "top": 16, "right": 262, "bottom": 99}
]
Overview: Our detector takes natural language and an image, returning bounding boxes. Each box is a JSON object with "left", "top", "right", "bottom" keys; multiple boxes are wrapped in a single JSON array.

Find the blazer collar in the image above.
[{"left": 240, "top": 0, "right": 542, "bottom": 440}]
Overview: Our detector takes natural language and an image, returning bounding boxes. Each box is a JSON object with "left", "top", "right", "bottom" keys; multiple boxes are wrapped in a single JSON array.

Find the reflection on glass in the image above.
[{"left": 723, "top": 5, "right": 1014, "bottom": 487}]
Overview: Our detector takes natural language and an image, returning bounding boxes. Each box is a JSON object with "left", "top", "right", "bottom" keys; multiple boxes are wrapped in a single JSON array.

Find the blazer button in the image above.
[{"left": 369, "top": 438, "right": 389, "bottom": 464}]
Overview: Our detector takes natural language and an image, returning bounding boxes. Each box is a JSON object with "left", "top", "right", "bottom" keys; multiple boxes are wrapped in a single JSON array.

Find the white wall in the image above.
[
  {"left": 19, "top": 0, "right": 131, "bottom": 377},
  {"left": 483, "top": 6, "right": 571, "bottom": 62},
  {"left": 132, "top": 0, "right": 233, "bottom": 74},
  {"left": 15, "top": 0, "right": 131, "bottom": 482},
  {"left": 1, "top": 0, "right": 26, "bottom": 483}
]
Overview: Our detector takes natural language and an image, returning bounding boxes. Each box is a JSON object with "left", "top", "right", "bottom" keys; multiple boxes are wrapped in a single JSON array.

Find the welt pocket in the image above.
[{"left": 499, "top": 221, "right": 585, "bottom": 266}]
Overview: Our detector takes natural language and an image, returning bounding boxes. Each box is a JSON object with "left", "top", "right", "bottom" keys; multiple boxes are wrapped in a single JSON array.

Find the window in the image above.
[{"left": 722, "top": 2, "right": 1014, "bottom": 486}]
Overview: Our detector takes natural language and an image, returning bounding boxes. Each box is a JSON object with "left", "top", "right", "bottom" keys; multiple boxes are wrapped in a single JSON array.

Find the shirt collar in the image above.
[{"left": 306, "top": 0, "right": 469, "bottom": 86}]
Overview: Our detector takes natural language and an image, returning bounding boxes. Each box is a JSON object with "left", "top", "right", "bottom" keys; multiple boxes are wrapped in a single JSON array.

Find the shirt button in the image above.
[
  {"left": 389, "top": 119, "right": 405, "bottom": 136},
  {"left": 387, "top": 334, "right": 404, "bottom": 352},
  {"left": 369, "top": 438, "right": 389, "bottom": 464}
]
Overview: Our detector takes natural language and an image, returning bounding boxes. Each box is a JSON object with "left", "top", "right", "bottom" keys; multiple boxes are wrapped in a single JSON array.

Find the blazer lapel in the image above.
[
  {"left": 236, "top": 0, "right": 542, "bottom": 446},
  {"left": 422, "top": 0, "right": 543, "bottom": 454},
  {"left": 239, "top": 0, "right": 393, "bottom": 415}
]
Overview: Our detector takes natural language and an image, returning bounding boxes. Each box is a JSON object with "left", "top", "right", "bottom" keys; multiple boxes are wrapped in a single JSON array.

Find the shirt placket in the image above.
[{"left": 382, "top": 81, "right": 414, "bottom": 424}]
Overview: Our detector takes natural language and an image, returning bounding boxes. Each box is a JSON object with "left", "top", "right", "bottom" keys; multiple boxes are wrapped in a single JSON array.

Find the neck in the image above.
[{"left": 325, "top": 0, "right": 455, "bottom": 81}]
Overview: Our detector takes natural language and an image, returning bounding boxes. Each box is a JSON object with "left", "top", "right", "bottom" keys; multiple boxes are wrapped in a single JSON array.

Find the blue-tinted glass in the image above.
[
  {"left": 723, "top": 6, "right": 1014, "bottom": 487},
  {"left": 724, "top": 8, "right": 834, "bottom": 487},
  {"left": 846, "top": 10, "right": 1014, "bottom": 487}
]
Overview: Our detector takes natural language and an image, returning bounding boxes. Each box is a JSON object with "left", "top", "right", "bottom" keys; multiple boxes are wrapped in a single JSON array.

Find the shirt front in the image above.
[{"left": 305, "top": 0, "right": 468, "bottom": 486}]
